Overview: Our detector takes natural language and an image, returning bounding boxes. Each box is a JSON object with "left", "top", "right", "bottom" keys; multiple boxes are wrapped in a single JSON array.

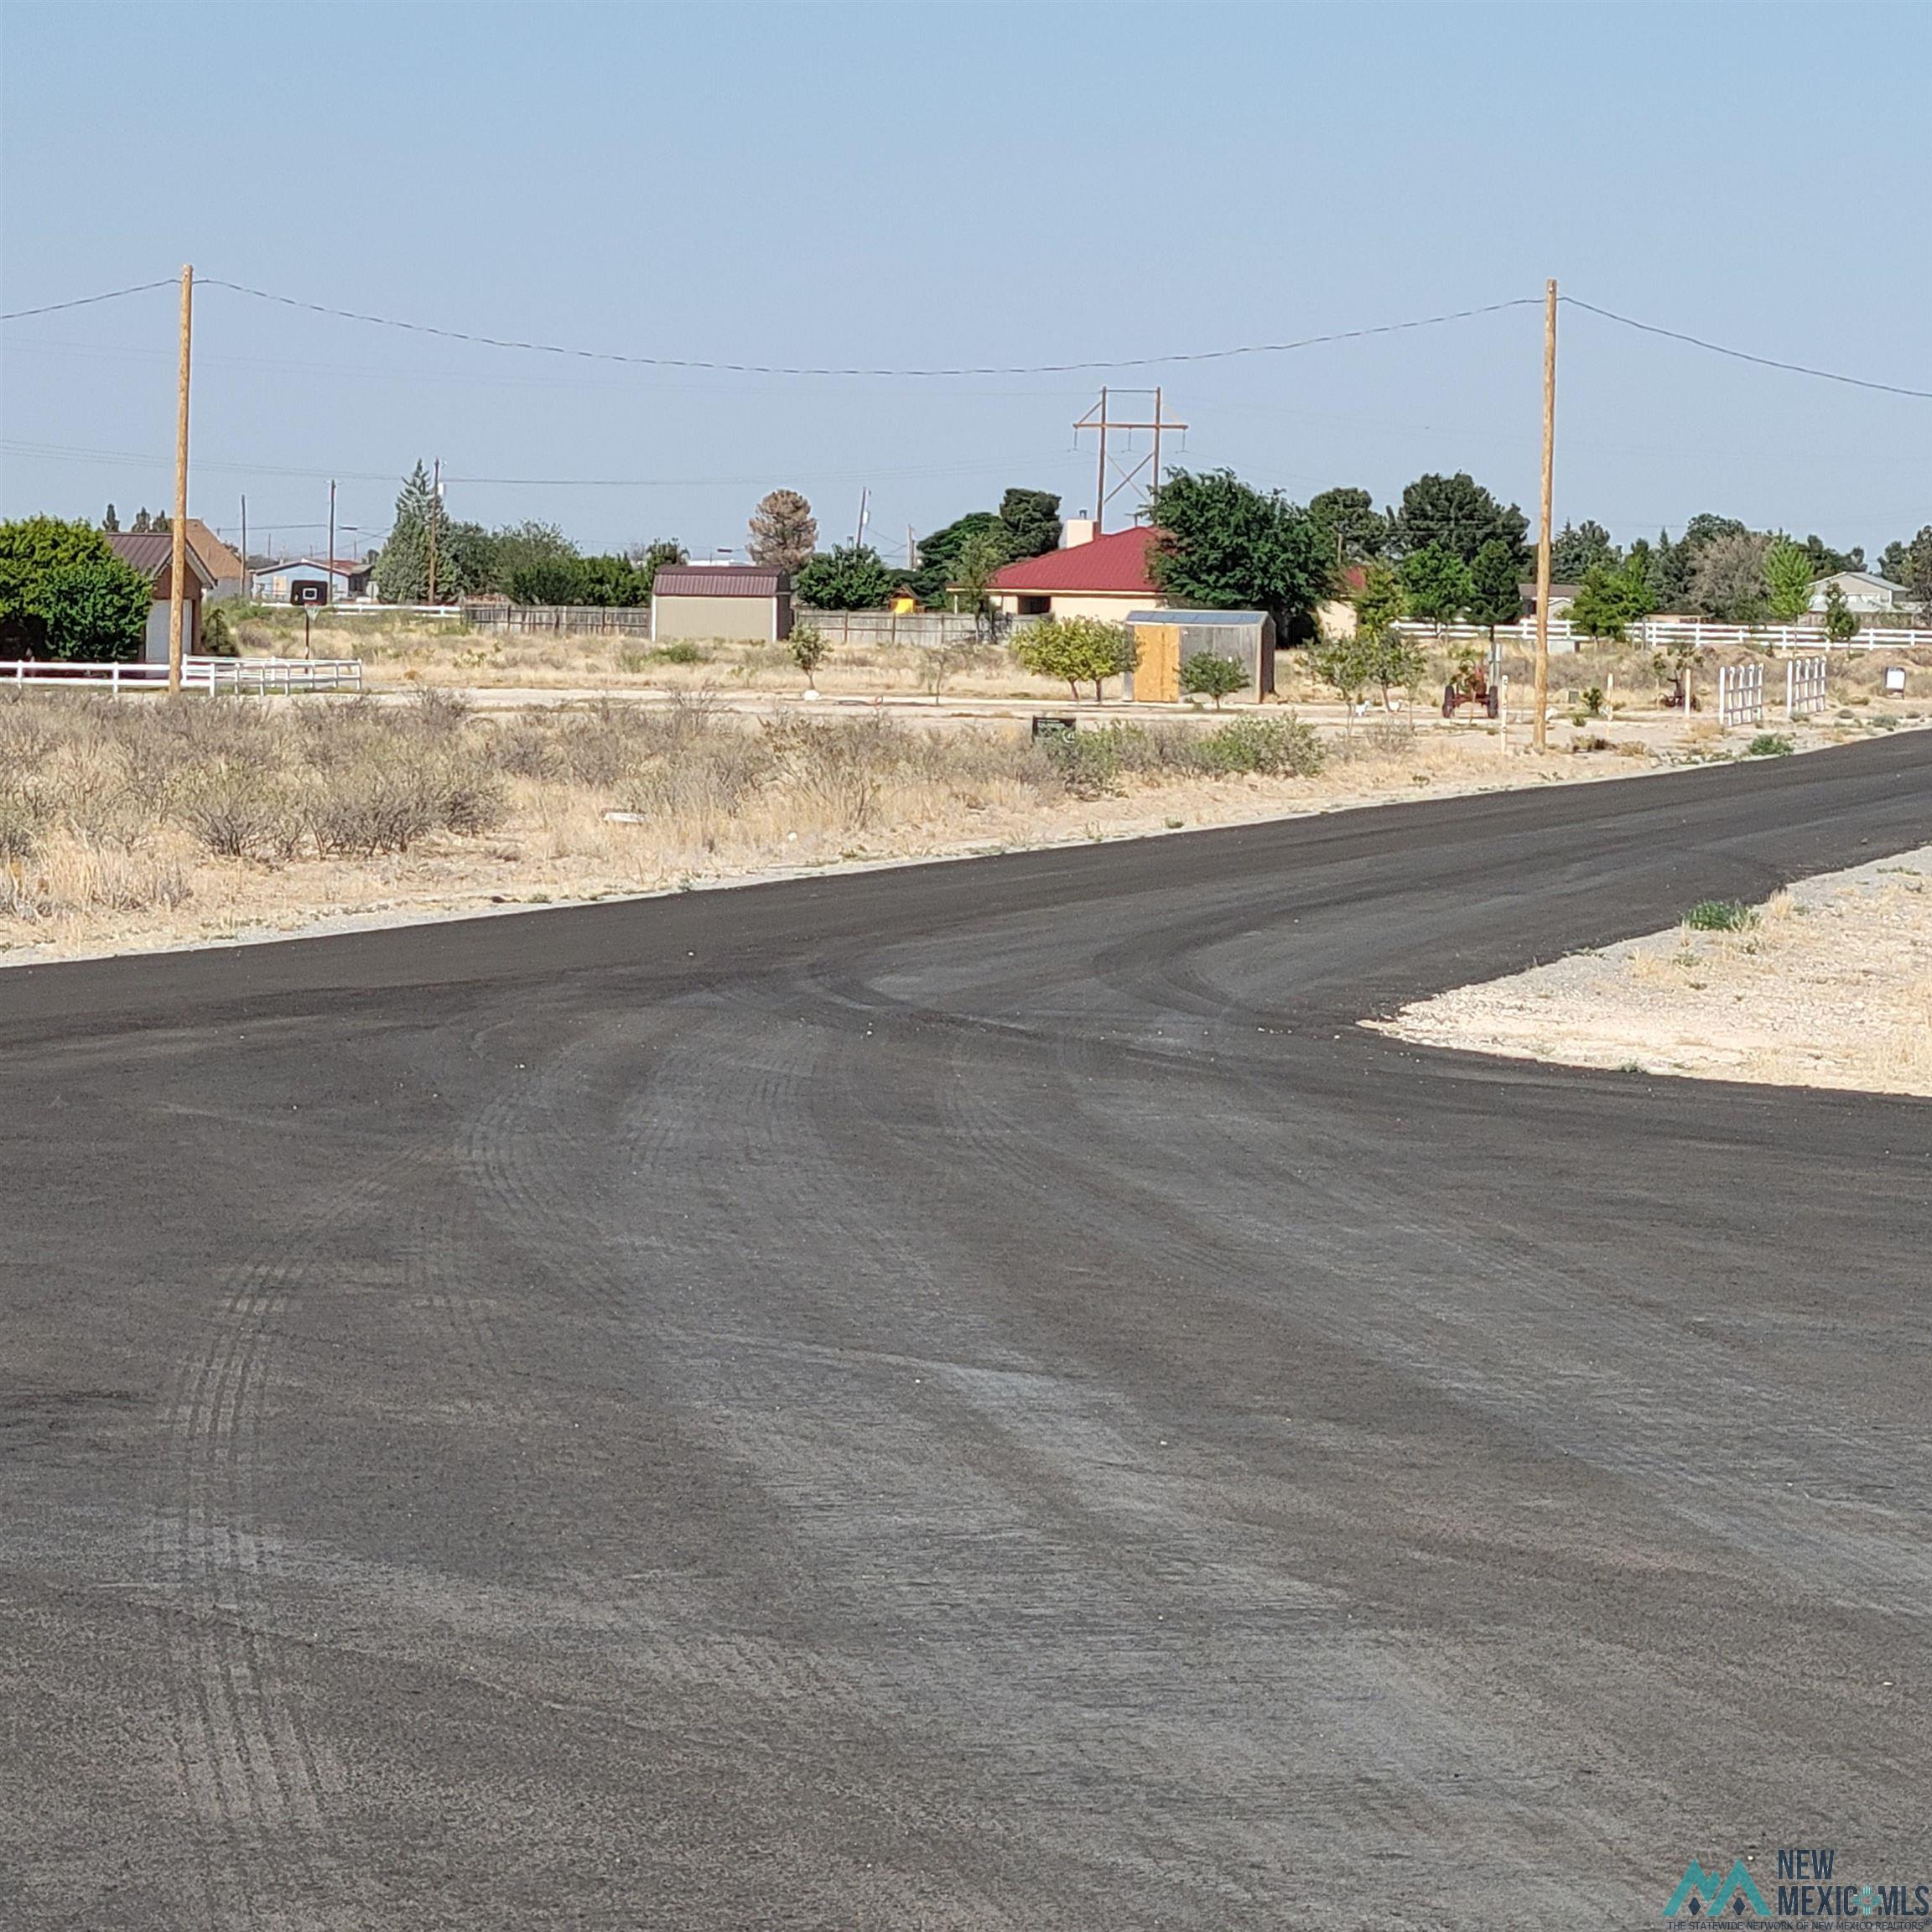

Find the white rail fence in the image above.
[
  {"left": 1394, "top": 617, "right": 1929, "bottom": 653},
  {"left": 2, "top": 656, "right": 363, "bottom": 695},
  {"left": 1717, "top": 662, "right": 1766, "bottom": 729},
  {"left": 1785, "top": 657, "right": 1830, "bottom": 719}
]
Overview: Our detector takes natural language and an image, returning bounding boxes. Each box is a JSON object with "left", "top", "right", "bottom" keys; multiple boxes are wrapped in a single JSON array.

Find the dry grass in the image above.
[{"left": 0, "top": 690, "right": 1416, "bottom": 960}]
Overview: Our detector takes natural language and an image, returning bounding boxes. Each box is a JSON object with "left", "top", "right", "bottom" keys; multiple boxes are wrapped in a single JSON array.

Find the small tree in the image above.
[
  {"left": 1568, "top": 554, "right": 1654, "bottom": 642},
  {"left": 1763, "top": 538, "right": 1813, "bottom": 623},
  {"left": 747, "top": 489, "right": 818, "bottom": 573},
  {"left": 789, "top": 619, "right": 828, "bottom": 690},
  {"left": 1351, "top": 558, "right": 1406, "bottom": 641},
  {"left": 951, "top": 527, "right": 1008, "bottom": 631},
  {"left": 1823, "top": 580, "right": 1858, "bottom": 644},
  {"left": 1465, "top": 538, "right": 1522, "bottom": 641},
  {"left": 1311, "top": 631, "right": 1376, "bottom": 737},
  {"left": 1181, "top": 652, "right": 1248, "bottom": 708},
  {"left": 1398, "top": 543, "right": 1472, "bottom": 627},
  {"left": 1012, "top": 616, "right": 1136, "bottom": 701}
]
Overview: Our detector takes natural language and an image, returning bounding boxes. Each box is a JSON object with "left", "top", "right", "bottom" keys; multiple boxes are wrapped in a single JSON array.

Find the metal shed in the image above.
[
  {"left": 1124, "top": 610, "right": 1276, "bottom": 704},
  {"left": 652, "top": 564, "right": 793, "bottom": 644}
]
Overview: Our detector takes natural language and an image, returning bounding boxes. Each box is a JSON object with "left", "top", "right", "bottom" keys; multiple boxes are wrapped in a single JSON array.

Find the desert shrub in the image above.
[
  {"left": 303, "top": 763, "right": 436, "bottom": 857},
  {"left": 1043, "top": 725, "right": 1125, "bottom": 797},
  {"left": 1193, "top": 715, "right": 1326, "bottom": 778},
  {"left": 789, "top": 621, "right": 828, "bottom": 688},
  {"left": 428, "top": 756, "right": 508, "bottom": 836},
  {"left": 655, "top": 641, "right": 705, "bottom": 666},
  {"left": 1745, "top": 733, "right": 1794, "bottom": 757},
  {"left": 0, "top": 782, "right": 45, "bottom": 863},
  {"left": 1684, "top": 899, "right": 1757, "bottom": 932},
  {"left": 183, "top": 766, "right": 301, "bottom": 860}
]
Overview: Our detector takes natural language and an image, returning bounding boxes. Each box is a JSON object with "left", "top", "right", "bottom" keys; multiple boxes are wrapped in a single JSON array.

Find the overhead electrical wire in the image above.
[{"left": 0, "top": 278, "right": 178, "bottom": 320}]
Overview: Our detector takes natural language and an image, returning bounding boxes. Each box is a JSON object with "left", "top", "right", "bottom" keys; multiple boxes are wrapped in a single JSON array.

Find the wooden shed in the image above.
[
  {"left": 651, "top": 564, "right": 792, "bottom": 644},
  {"left": 1124, "top": 609, "right": 1276, "bottom": 703}
]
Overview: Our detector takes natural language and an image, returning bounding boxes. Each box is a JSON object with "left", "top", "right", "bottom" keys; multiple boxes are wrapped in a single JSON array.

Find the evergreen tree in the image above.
[
  {"left": 1763, "top": 538, "right": 1814, "bottom": 623},
  {"left": 1466, "top": 539, "right": 1524, "bottom": 637},
  {"left": 1549, "top": 519, "right": 1614, "bottom": 581},
  {"left": 375, "top": 463, "right": 442, "bottom": 603}
]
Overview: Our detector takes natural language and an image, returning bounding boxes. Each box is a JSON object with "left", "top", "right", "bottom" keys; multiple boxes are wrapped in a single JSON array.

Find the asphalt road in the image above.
[{"left": 4, "top": 731, "right": 1929, "bottom": 1930}]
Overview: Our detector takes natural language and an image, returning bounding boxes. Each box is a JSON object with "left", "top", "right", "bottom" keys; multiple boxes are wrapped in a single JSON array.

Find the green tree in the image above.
[
  {"left": 577, "top": 555, "right": 654, "bottom": 607},
  {"left": 794, "top": 543, "right": 894, "bottom": 610},
  {"left": 1800, "top": 534, "right": 1863, "bottom": 577},
  {"left": 375, "top": 463, "right": 441, "bottom": 602},
  {"left": 746, "top": 489, "right": 818, "bottom": 572},
  {"left": 1549, "top": 518, "right": 1615, "bottom": 581},
  {"left": 995, "top": 488, "right": 1062, "bottom": 562},
  {"left": 1011, "top": 615, "right": 1136, "bottom": 701},
  {"left": 627, "top": 538, "right": 688, "bottom": 586},
  {"left": 1180, "top": 652, "right": 1248, "bottom": 708},
  {"left": 1763, "top": 538, "right": 1814, "bottom": 623},
  {"left": 1350, "top": 558, "right": 1406, "bottom": 641},
  {"left": 1311, "top": 627, "right": 1421, "bottom": 719},
  {"left": 1389, "top": 472, "right": 1529, "bottom": 567},
  {"left": 0, "top": 516, "right": 151, "bottom": 659},
  {"left": 951, "top": 527, "right": 1009, "bottom": 624},
  {"left": 1877, "top": 527, "right": 1932, "bottom": 605},
  {"left": 1397, "top": 543, "right": 1472, "bottom": 626},
  {"left": 1307, "top": 486, "right": 1387, "bottom": 565},
  {"left": 490, "top": 520, "right": 577, "bottom": 588},
  {"left": 35, "top": 559, "right": 153, "bottom": 661},
  {"left": 507, "top": 558, "right": 590, "bottom": 606},
  {"left": 1465, "top": 538, "right": 1523, "bottom": 637},
  {"left": 1146, "top": 468, "right": 1332, "bottom": 639},
  {"left": 1568, "top": 555, "right": 1654, "bottom": 641},
  {"left": 1823, "top": 581, "right": 1858, "bottom": 644}
]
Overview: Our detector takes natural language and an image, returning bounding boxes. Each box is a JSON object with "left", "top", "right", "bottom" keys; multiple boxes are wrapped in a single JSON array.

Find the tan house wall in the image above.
[
  {"left": 652, "top": 593, "right": 785, "bottom": 643},
  {"left": 995, "top": 591, "right": 1154, "bottom": 625}
]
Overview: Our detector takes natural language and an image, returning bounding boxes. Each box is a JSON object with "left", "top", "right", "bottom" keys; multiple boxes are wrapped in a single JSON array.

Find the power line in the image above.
[
  {"left": 195, "top": 279, "right": 1543, "bottom": 378},
  {"left": 1561, "top": 296, "right": 1932, "bottom": 401},
  {"left": 0, "top": 278, "right": 176, "bottom": 320}
]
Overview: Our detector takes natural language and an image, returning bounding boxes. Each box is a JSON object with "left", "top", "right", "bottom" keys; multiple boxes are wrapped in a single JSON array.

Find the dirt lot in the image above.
[{"left": 1373, "top": 846, "right": 1932, "bottom": 1097}]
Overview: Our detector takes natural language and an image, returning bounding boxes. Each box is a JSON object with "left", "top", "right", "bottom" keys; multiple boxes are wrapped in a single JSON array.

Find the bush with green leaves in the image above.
[
  {"left": 1744, "top": 733, "right": 1794, "bottom": 758},
  {"left": 1180, "top": 651, "right": 1248, "bottom": 707},
  {"left": 1011, "top": 616, "right": 1137, "bottom": 702},
  {"left": 1193, "top": 715, "right": 1325, "bottom": 777},
  {"left": 794, "top": 543, "right": 894, "bottom": 610},
  {"left": 0, "top": 517, "right": 152, "bottom": 661},
  {"left": 1823, "top": 582, "right": 1858, "bottom": 645}
]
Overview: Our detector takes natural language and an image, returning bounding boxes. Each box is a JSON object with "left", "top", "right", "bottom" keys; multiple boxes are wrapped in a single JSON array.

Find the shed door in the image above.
[{"left": 1135, "top": 625, "right": 1179, "bottom": 704}]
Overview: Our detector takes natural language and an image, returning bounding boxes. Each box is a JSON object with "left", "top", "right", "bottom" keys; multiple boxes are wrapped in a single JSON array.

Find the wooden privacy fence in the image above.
[
  {"left": 1717, "top": 662, "right": 1766, "bottom": 729},
  {"left": 460, "top": 602, "right": 654, "bottom": 636},
  {"left": 1785, "top": 657, "right": 1830, "bottom": 719},
  {"left": 800, "top": 609, "right": 1006, "bottom": 648}
]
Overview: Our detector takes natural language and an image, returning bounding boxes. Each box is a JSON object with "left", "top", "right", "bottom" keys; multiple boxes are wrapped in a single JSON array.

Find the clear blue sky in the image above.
[{"left": 3, "top": 2, "right": 1928, "bottom": 566}]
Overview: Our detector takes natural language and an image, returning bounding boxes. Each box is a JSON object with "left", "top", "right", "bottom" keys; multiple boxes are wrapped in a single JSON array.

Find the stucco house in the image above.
[
  {"left": 105, "top": 532, "right": 218, "bottom": 662},
  {"left": 1809, "top": 570, "right": 1922, "bottom": 615},
  {"left": 988, "top": 521, "right": 1164, "bottom": 623}
]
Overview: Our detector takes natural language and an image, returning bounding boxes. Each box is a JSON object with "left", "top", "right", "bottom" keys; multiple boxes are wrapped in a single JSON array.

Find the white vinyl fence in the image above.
[
  {"left": 2, "top": 656, "right": 363, "bottom": 695},
  {"left": 1716, "top": 662, "right": 1766, "bottom": 729},
  {"left": 1394, "top": 617, "right": 1929, "bottom": 653},
  {"left": 1785, "top": 657, "right": 1830, "bottom": 719}
]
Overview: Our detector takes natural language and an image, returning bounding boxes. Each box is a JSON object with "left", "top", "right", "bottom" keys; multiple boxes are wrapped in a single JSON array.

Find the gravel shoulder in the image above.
[{"left": 1372, "top": 844, "right": 1932, "bottom": 1096}]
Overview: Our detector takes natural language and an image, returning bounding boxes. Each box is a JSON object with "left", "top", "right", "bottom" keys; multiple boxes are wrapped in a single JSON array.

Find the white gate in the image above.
[
  {"left": 1785, "top": 657, "right": 1828, "bottom": 719},
  {"left": 1716, "top": 662, "right": 1765, "bottom": 729}
]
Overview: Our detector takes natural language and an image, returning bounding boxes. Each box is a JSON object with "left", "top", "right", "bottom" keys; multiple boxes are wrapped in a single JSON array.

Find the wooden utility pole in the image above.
[
  {"left": 167, "top": 264, "right": 194, "bottom": 695},
  {"left": 1531, "top": 277, "right": 1557, "bottom": 753},
  {"left": 239, "top": 494, "right": 247, "bottom": 600},
  {"left": 1093, "top": 386, "right": 1109, "bottom": 534},
  {"left": 426, "top": 457, "right": 441, "bottom": 607}
]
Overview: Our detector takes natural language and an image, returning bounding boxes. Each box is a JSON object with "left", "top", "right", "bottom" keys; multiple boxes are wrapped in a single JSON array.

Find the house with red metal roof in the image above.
[{"left": 988, "top": 520, "right": 1167, "bottom": 625}]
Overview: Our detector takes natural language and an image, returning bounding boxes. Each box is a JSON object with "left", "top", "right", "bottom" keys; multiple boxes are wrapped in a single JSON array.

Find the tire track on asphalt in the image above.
[{"left": 150, "top": 1155, "right": 420, "bottom": 1929}]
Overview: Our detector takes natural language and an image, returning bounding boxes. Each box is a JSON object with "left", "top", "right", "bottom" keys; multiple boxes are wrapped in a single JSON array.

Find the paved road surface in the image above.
[{"left": 4, "top": 732, "right": 1929, "bottom": 1929}]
